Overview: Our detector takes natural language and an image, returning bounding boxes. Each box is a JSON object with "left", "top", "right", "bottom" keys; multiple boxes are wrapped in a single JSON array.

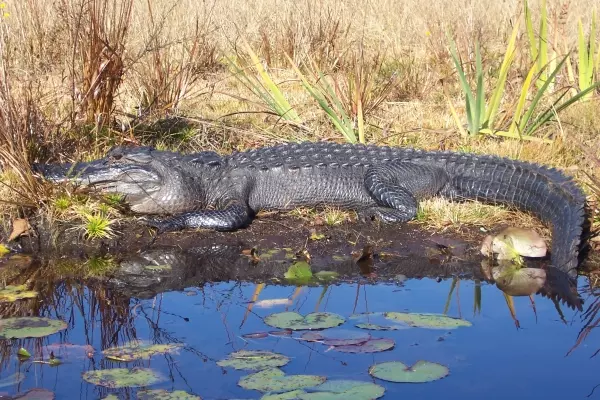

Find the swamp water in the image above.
[{"left": 0, "top": 224, "right": 598, "bottom": 400}]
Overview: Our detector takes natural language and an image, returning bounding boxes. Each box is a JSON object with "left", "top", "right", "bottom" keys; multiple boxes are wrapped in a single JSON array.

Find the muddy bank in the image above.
[
  {"left": 0, "top": 212, "right": 582, "bottom": 310},
  {"left": 10, "top": 211, "right": 499, "bottom": 258}
]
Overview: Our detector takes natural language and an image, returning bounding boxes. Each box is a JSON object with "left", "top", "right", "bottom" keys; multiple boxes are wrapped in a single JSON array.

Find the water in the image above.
[{"left": 0, "top": 238, "right": 599, "bottom": 399}]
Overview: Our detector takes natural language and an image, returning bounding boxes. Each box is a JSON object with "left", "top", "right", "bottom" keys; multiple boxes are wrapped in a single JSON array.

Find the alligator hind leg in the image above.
[
  {"left": 363, "top": 161, "right": 449, "bottom": 223},
  {"left": 142, "top": 201, "right": 252, "bottom": 232}
]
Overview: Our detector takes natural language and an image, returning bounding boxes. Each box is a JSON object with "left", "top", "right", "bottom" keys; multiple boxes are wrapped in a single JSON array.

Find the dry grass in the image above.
[{"left": 0, "top": 0, "right": 599, "bottom": 237}]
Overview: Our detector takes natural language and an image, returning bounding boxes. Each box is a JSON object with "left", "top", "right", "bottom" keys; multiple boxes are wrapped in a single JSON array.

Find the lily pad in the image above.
[
  {"left": 349, "top": 312, "right": 405, "bottom": 331},
  {"left": 285, "top": 261, "right": 313, "bottom": 283},
  {"left": 17, "top": 347, "right": 31, "bottom": 359},
  {"left": 0, "top": 285, "right": 38, "bottom": 302},
  {"left": 264, "top": 312, "right": 345, "bottom": 331},
  {"left": 355, "top": 323, "right": 399, "bottom": 331},
  {"left": 239, "top": 368, "right": 326, "bottom": 393},
  {"left": 0, "top": 317, "right": 67, "bottom": 339},
  {"left": 332, "top": 338, "right": 395, "bottom": 353},
  {"left": 137, "top": 389, "right": 202, "bottom": 399},
  {"left": 217, "top": 350, "right": 290, "bottom": 371},
  {"left": 383, "top": 312, "right": 471, "bottom": 329},
  {"left": 369, "top": 360, "right": 449, "bottom": 383},
  {"left": 102, "top": 341, "right": 182, "bottom": 362},
  {"left": 301, "top": 330, "right": 371, "bottom": 346},
  {"left": 82, "top": 367, "right": 166, "bottom": 388},
  {"left": 261, "top": 391, "right": 306, "bottom": 400},
  {"left": 299, "top": 380, "right": 385, "bottom": 399}
]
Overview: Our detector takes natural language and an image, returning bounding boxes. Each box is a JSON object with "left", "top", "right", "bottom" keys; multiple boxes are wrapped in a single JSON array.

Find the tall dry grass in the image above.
[{"left": 0, "top": 0, "right": 599, "bottom": 228}]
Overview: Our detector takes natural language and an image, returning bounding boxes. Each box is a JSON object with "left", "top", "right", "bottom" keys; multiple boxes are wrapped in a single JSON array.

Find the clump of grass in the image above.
[
  {"left": 256, "top": 3, "right": 350, "bottom": 69},
  {"left": 52, "top": 195, "right": 72, "bottom": 213},
  {"left": 76, "top": 210, "right": 118, "bottom": 240},
  {"left": 416, "top": 197, "right": 546, "bottom": 235},
  {"left": 286, "top": 42, "right": 398, "bottom": 143},
  {"left": 322, "top": 207, "right": 350, "bottom": 226},
  {"left": 0, "top": 21, "right": 51, "bottom": 212},
  {"left": 133, "top": 2, "right": 219, "bottom": 117},
  {"left": 226, "top": 40, "right": 302, "bottom": 124},
  {"left": 448, "top": 23, "right": 600, "bottom": 141},
  {"left": 62, "top": 0, "right": 133, "bottom": 126}
]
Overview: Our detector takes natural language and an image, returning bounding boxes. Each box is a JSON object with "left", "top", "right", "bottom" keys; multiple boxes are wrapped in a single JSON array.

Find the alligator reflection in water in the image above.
[
  {"left": 0, "top": 245, "right": 598, "bottom": 399},
  {"left": 109, "top": 244, "right": 583, "bottom": 309}
]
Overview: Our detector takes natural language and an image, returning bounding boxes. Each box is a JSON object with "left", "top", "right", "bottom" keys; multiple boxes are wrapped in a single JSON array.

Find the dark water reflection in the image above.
[{"left": 0, "top": 245, "right": 599, "bottom": 399}]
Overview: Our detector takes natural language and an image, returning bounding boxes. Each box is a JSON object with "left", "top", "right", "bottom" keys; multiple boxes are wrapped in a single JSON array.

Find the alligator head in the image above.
[{"left": 35, "top": 146, "right": 221, "bottom": 215}]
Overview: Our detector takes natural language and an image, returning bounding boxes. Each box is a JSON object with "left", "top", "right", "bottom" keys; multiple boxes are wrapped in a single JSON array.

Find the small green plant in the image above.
[
  {"left": 577, "top": 9, "right": 599, "bottom": 99},
  {"left": 52, "top": 195, "right": 71, "bottom": 212},
  {"left": 287, "top": 54, "right": 359, "bottom": 143},
  {"left": 73, "top": 205, "right": 118, "bottom": 240},
  {"left": 525, "top": 0, "right": 555, "bottom": 90},
  {"left": 322, "top": 208, "right": 347, "bottom": 226},
  {"left": 448, "top": 23, "right": 600, "bottom": 141},
  {"left": 447, "top": 21, "right": 520, "bottom": 138},
  {"left": 226, "top": 41, "right": 302, "bottom": 124},
  {"left": 103, "top": 193, "right": 124, "bottom": 207}
]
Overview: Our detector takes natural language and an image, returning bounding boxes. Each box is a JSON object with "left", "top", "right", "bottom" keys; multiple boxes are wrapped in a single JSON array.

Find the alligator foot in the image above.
[{"left": 140, "top": 202, "right": 252, "bottom": 232}]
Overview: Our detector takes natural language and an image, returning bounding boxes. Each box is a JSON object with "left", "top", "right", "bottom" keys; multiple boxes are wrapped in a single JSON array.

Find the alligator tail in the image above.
[{"left": 436, "top": 152, "right": 587, "bottom": 277}]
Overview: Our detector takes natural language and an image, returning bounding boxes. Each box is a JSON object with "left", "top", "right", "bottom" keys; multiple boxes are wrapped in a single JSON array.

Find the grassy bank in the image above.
[{"left": 0, "top": 0, "right": 599, "bottom": 246}]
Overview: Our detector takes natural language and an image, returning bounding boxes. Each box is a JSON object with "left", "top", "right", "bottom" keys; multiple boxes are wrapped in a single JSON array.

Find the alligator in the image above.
[{"left": 34, "top": 141, "right": 588, "bottom": 277}]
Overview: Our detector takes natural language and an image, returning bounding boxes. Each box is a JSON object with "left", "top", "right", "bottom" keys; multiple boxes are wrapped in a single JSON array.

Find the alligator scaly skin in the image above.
[{"left": 37, "top": 141, "right": 588, "bottom": 276}]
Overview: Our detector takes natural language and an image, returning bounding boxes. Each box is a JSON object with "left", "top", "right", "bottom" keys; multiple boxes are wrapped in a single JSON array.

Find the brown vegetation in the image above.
[{"left": 0, "top": 0, "right": 599, "bottom": 250}]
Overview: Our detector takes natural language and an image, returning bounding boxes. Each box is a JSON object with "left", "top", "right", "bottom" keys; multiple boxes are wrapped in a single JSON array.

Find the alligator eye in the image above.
[{"left": 112, "top": 154, "right": 123, "bottom": 161}]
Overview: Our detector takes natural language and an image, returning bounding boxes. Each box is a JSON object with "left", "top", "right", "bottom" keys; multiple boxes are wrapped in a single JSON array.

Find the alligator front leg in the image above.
[
  {"left": 142, "top": 201, "right": 252, "bottom": 232},
  {"left": 362, "top": 161, "right": 449, "bottom": 222}
]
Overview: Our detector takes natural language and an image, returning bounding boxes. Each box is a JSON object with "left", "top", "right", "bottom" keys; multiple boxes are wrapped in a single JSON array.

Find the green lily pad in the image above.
[
  {"left": 349, "top": 312, "right": 405, "bottom": 331},
  {"left": 0, "top": 285, "right": 38, "bottom": 302},
  {"left": 0, "top": 372, "right": 25, "bottom": 388},
  {"left": 299, "top": 380, "right": 385, "bottom": 399},
  {"left": 0, "top": 317, "right": 67, "bottom": 339},
  {"left": 82, "top": 367, "right": 166, "bottom": 388},
  {"left": 285, "top": 261, "right": 313, "bottom": 283},
  {"left": 239, "top": 368, "right": 326, "bottom": 393},
  {"left": 217, "top": 350, "right": 290, "bottom": 371},
  {"left": 301, "top": 330, "right": 371, "bottom": 346},
  {"left": 383, "top": 312, "right": 471, "bottom": 329},
  {"left": 264, "top": 312, "right": 345, "bottom": 331},
  {"left": 369, "top": 360, "right": 449, "bottom": 383},
  {"left": 332, "top": 338, "right": 395, "bottom": 353},
  {"left": 261, "top": 390, "right": 306, "bottom": 400},
  {"left": 102, "top": 341, "right": 182, "bottom": 362},
  {"left": 17, "top": 347, "right": 31, "bottom": 358},
  {"left": 137, "top": 389, "right": 202, "bottom": 399},
  {"left": 355, "top": 323, "right": 399, "bottom": 331}
]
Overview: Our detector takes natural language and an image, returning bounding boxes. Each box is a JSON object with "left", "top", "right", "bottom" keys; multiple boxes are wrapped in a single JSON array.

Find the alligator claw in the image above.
[{"left": 139, "top": 216, "right": 169, "bottom": 234}]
